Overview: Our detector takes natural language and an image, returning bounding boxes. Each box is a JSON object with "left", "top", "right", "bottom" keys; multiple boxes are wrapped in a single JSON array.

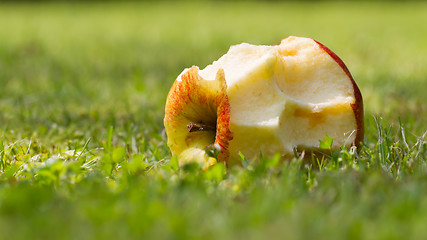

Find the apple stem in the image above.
[{"left": 187, "top": 122, "right": 216, "bottom": 133}]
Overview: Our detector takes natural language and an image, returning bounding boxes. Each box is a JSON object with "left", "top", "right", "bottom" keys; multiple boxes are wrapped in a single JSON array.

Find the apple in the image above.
[{"left": 164, "top": 36, "right": 363, "bottom": 168}]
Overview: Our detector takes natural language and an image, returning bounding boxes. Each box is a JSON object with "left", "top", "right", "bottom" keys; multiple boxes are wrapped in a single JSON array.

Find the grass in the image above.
[{"left": 0, "top": 1, "right": 426, "bottom": 239}]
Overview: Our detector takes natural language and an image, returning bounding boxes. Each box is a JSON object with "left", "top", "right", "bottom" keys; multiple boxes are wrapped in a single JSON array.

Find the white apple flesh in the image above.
[{"left": 164, "top": 36, "right": 363, "bottom": 168}]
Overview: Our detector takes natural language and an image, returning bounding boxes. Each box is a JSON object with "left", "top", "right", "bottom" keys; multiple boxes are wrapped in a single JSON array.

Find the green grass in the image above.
[{"left": 0, "top": 1, "right": 426, "bottom": 239}]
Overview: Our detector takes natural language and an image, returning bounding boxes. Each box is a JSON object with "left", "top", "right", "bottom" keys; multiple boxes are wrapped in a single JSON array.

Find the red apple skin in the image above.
[
  {"left": 213, "top": 69, "right": 233, "bottom": 164},
  {"left": 314, "top": 40, "right": 364, "bottom": 147}
]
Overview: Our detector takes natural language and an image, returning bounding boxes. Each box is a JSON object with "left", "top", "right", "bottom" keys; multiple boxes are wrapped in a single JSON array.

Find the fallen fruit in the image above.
[{"left": 164, "top": 36, "right": 364, "bottom": 168}]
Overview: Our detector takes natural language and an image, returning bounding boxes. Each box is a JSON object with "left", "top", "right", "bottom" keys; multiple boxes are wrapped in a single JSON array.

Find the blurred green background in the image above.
[{"left": 0, "top": 1, "right": 426, "bottom": 239}]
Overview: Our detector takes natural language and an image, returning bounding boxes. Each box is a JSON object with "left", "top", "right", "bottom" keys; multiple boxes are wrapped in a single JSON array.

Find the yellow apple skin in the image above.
[{"left": 164, "top": 67, "right": 232, "bottom": 168}]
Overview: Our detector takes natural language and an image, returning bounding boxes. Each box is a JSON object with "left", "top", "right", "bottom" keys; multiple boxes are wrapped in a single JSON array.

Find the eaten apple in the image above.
[{"left": 164, "top": 36, "right": 363, "bottom": 168}]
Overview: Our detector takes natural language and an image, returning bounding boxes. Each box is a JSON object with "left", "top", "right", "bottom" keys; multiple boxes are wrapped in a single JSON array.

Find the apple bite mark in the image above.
[
  {"left": 272, "top": 37, "right": 363, "bottom": 154},
  {"left": 164, "top": 66, "right": 232, "bottom": 168},
  {"left": 314, "top": 40, "right": 364, "bottom": 147}
]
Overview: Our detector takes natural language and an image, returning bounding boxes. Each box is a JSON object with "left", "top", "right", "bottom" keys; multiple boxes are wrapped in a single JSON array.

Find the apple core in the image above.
[{"left": 164, "top": 36, "right": 364, "bottom": 168}]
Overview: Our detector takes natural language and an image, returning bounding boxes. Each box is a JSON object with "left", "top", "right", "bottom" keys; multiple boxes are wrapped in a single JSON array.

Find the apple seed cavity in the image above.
[{"left": 187, "top": 122, "right": 216, "bottom": 133}]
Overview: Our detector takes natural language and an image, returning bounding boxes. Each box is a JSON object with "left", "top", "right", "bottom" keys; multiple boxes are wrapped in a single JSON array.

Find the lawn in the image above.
[{"left": 0, "top": 1, "right": 426, "bottom": 239}]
